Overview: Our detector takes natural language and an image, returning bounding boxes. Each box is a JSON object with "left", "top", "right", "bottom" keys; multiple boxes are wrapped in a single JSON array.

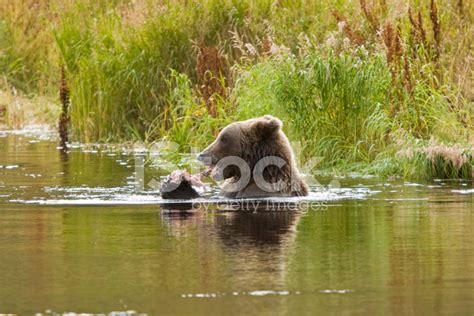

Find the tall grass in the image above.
[
  {"left": 234, "top": 49, "right": 393, "bottom": 166},
  {"left": 0, "top": 0, "right": 472, "bottom": 178},
  {"left": 0, "top": 0, "right": 59, "bottom": 94},
  {"left": 53, "top": 0, "right": 269, "bottom": 141},
  {"left": 55, "top": 3, "right": 197, "bottom": 141},
  {"left": 49, "top": 0, "right": 359, "bottom": 142}
]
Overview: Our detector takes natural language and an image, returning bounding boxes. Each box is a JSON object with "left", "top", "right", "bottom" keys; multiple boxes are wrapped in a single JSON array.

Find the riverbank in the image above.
[
  {"left": 1, "top": 115, "right": 472, "bottom": 181},
  {"left": 0, "top": 89, "right": 59, "bottom": 129},
  {"left": 1, "top": 0, "right": 472, "bottom": 179}
]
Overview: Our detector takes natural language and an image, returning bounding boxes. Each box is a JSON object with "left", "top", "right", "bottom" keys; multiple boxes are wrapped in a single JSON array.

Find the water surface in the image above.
[{"left": 0, "top": 128, "right": 473, "bottom": 315}]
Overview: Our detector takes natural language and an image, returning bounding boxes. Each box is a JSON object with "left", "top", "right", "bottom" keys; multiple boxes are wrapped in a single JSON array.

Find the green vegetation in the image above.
[{"left": 0, "top": 0, "right": 472, "bottom": 178}]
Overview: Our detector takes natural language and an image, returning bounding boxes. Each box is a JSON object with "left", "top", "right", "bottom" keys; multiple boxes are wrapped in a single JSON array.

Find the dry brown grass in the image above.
[
  {"left": 332, "top": 10, "right": 365, "bottom": 46},
  {"left": 403, "top": 55, "right": 412, "bottom": 93},
  {"left": 430, "top": 0, "right": 441, "bottom": 62},
  {"left": 0, "top": 89, "right": 59, "bottom": 128},
  {"left": 383, "top": 22, "right": 403, "bottom": 66},
  {"left": 397, "top": 142, "right": 473, "bottom": 179},
  {"left": 196, "top": 43, "right": 228, "bottom": 118},
  {"left": 0, "top": 103, "right": 6, "bottom": 127},
  {"left": 262, "top": 37, "right": 272, "bottom": 56},
  {"left": 457, "top": 0, "right": 464, "bottom": 15},
  {"left": 360, "top": 0, "right": 380, "bottom": 32},
  {"left": 408, "top": 7, "right": 427, "bottom": 47},
  {"left": 382, "top": 21, "right": 406, "bottom": 115},
  {"left": 58, "top": 66, "right": 69, "bottom": 148}
]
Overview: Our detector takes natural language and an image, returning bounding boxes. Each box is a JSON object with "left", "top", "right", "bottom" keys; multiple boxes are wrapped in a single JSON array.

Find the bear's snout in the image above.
[{"left": 197, "top": 151, "right": 213, "bottom": 166}]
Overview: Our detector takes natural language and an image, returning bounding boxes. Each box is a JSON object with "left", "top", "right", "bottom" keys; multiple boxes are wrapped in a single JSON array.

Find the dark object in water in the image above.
[
  {"left": 160, "top": 170, "right": 205, "bottom": 199},
  {"left": 58, "top": 66, "right": 70, "bottom": 149}
]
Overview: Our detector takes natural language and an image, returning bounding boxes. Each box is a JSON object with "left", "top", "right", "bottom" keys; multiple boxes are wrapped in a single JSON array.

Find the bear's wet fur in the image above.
[{"left": 198, "top": 115, "right": 309, "bottom": 198}]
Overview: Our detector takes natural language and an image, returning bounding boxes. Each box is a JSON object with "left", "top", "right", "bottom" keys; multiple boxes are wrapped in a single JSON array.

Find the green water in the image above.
[{"left": 0, "top": 130, "right": 473, "bottom": 315}]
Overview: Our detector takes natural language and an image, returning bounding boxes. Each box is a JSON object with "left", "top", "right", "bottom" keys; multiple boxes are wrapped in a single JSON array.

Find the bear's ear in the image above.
[{"left": 252, "top": 115, "right": 282, "bottom": 138}]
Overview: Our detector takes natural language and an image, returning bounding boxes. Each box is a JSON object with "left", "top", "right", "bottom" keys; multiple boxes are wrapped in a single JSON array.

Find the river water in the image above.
[{"left": 0, "top": 127, "right": 473, "bottom": 315}]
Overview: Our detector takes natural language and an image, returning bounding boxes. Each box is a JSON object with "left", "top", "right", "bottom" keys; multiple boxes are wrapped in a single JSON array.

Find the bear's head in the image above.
[{"left": 197, "top": 115, "right": 292, "bottom": 181}]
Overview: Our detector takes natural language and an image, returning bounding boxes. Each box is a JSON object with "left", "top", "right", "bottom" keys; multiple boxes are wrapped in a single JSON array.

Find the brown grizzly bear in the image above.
[{"left": 197, "top": 115, "right": 308, "bottom": 198}]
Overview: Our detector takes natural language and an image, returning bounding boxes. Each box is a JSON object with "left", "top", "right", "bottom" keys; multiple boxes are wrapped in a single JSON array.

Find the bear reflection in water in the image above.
[
  {"left": 214, "top": 211, "right": 301, "bottom": 246},
  {"left": 161, "top": 207, "right": 304, "bottom": 246}
]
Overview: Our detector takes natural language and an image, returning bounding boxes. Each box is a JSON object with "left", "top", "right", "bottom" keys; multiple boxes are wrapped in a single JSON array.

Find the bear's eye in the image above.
[{"left": 220, "top": 136, "right": 228, "bottom": 143}]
